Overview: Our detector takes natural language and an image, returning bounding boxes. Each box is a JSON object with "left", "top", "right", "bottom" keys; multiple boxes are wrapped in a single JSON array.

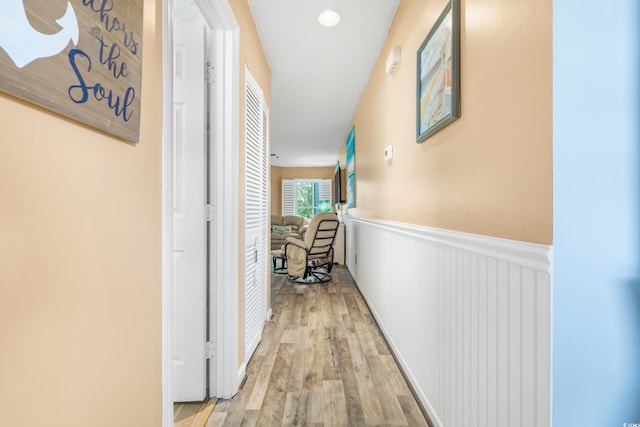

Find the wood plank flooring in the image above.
[
  {"left": 207, "top": 265, "right": 430, "bottom": 426},
  {"left": 175, "top": 398, "right": 217, "bottom": 427}
]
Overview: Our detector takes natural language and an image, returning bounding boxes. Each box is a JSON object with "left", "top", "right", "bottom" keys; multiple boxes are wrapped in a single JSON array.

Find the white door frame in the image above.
[
  {"left": 201, "top": 0, "right": 242, "bottom": 400},
  {"left": 162, "top": 0, "right": 240, "bottom": 425}
]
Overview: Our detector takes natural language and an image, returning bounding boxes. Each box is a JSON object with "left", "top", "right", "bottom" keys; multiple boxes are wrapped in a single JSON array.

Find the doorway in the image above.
[
  {"left": 162, "top": 0, "right": 241, "bottom": 425},
  {"left": 172, "top": 0, "right": 211, "bottom": 402}
]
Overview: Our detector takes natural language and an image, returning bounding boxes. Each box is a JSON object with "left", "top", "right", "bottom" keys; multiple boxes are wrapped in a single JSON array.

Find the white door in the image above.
[
  {"left": 243, "top": 67, "right": 269, "bottom": 363},
  {"left": 172, "top": 17, "right": 207, "bottom": 402}
]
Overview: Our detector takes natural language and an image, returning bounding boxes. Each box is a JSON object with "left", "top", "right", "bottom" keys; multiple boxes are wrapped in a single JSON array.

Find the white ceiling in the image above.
[{"left": 247, "top": 0, "right": 400, "bottom": 167}]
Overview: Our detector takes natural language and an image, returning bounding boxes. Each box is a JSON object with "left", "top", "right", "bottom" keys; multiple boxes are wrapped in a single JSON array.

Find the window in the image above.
[{"left": 282, "top": 179, "right": 332, "bottom": 218}]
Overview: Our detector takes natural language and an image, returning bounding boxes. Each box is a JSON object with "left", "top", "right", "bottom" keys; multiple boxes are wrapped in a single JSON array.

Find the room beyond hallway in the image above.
[{"left": 206, "top": 265, "right": 429, "bottom": 426}]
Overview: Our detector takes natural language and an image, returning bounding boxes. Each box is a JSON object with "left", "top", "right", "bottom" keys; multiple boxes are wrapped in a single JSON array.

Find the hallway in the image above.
[{"left": 206, "top": 266, "right": 429, "bottom": 426}]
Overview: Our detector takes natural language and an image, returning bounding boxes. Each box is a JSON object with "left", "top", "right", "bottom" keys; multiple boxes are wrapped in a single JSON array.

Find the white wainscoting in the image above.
[{"left": 343, "top": 216, "right": 551, "bottom": 427}]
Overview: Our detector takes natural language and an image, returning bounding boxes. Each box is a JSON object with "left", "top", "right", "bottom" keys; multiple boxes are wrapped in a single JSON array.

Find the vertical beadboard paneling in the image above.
[
  {"left": 477, "top": 254, "right": 488, "bottom": 427},
  {"left": 496, "top": 260, "right": 509, "bottom": 427},
  {"left": 468, "top": 252, "right": 479, "bottom": 426},
  {"left": 444, "top": 247, "right": 452, "bottom": 425},
  {"left": 433, "top": 244, "right": 442, "bottom": 416},
  {"left": 344, "top": 216, "right": 551, "bottom": 427},
  {"left": 521, "top": 267, "right": 536, "bottom": 427},
  {"left": 487, "top": 257, "right": 498, "bottom": 427},
  {"left": 425, "top": 242, "right": 435, "bottom": 410},
  {"left": 508, "top": 263, "right": 522, "bottom": 427},
  {"left": 535, "top": 271, "right": 552, "bottom": 427},
  {"left": 462, "top": 251, "right": 471, "bottom": 427}
]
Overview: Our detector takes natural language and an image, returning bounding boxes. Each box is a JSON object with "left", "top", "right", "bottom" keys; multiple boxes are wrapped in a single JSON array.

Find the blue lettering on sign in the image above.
[
  {"left": 81, "top": 0, "right": 139, "bottom": 55},
  {"left": 97, "top": 36, "right": 128, "bottom": 79},
  {"left": 68, "top": 49, "right": 135, "bottom": 122}
]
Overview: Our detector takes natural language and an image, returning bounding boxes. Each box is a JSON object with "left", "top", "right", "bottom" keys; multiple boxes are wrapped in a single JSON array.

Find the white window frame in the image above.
[{"left": 282, "top": 179, "right": 332, "bottom": 217}]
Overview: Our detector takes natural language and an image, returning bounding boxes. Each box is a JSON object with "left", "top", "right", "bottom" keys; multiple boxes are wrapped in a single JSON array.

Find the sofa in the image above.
[{"left": 271, "top": 215, "right": 309, "bottom": 250}]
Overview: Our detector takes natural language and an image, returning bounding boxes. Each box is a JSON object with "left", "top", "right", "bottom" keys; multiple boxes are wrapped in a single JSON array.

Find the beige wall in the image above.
[
  {"left": 270, "top": 166, "right": 335, "bottom": 216},
  {"left": 229, "top": 0, "right": 271, "bottom": 365},
  {"left": 0, "top": 1, "right": 163, "bottom": 426},
  {"left": 346, "top": 0, "right": 552, "bottom": 244},
  {"left": 271, "top": 166, "right": 283, "bottom": 215},
  {"left": 0, "top": 0, "right": 273, "bottom": 423}
]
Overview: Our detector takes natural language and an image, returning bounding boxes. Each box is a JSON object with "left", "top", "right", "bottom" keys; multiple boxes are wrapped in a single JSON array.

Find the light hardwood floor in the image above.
[
  {"left": 206, "top": 265, "right": 431, "bottom": 427},
  {"left": 175, "top": 398, "right": 217, "bottom": 427}
]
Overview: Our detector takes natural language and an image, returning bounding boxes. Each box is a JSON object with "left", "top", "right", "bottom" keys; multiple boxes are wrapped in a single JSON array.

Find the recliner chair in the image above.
[{"left": 284, "top": 212, "right": 340, "bottom": 283}]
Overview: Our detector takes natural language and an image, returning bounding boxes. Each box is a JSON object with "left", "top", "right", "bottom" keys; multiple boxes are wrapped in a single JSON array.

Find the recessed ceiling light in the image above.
[{"left": 318, "top": 9, "right": 340, "bottom": 27}]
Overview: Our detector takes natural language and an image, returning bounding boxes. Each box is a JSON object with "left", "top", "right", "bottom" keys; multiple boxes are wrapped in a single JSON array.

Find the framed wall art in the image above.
[
  {"left": 0, "top": 0, "right": 144, "bottom": 143},
  {"left": 345, "top": 126, "right": 355, "bottom": 209},
  {"left": 416, "top": 0, "right": 460, "bottom": 143}
]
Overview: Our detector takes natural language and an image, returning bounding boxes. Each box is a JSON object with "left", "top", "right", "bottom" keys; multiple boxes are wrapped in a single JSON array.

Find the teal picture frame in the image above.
[{"left": 346, "top": 126, "right": 355, "bottom": 208}]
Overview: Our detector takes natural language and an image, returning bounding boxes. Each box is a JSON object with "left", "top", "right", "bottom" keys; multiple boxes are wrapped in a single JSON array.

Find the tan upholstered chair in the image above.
[
  {"left": 284, "top": 212, "right": 339, "bottom": 283},
  {"left": 270, "top": 215, "right": 309, "bottom": 250}
]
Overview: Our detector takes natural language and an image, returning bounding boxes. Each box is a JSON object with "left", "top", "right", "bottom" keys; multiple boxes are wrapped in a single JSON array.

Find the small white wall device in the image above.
[
  {"left": 386, "top": 46, "right": 401, "bottom": 75},
  {"left": 384, "top": 146, "right": 393, "bottom": 160}
]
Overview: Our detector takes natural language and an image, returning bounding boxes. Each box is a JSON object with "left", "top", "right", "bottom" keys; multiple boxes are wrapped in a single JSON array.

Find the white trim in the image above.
[
  {"left": 161, "top": 0, "right": 174, "bottom": 425},
  {"left": 210, "top": 7, "right": 240, "bottom": 400},
  {"left": 262, "top": 105, "right": 271, "bottom": 340},
  {"left": 346, "top": 216, "right": 552, "bottom": 273},
  {"left": 196, "top": 0, "right": 238, "bottom": 31},
  {"left": 237, "top": 362, "right": 247, "bottom": 387}
]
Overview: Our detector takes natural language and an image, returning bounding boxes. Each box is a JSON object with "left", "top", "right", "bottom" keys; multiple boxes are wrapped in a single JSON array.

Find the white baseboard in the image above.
[{"left": 237, "top": 362, "right": 246, "bottom": 390}]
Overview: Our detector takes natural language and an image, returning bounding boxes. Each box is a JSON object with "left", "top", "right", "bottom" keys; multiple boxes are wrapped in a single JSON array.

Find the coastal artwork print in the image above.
[
  {"left": 346, "top": 126, "right": 355, "bottom": 208},
  {"left": 416, "top": 0, "right": 460, "bottom": 143},
  {"left": 0, "top": 0, "right": 143, "bottom": 142}
]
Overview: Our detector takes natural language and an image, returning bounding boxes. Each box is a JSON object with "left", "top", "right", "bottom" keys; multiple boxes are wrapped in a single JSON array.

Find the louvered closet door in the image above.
[
  {"left": 244, "top": 67, "right": 268, "bottom": 363},
  {"left": 260, "top": 108, "right": 269, "bottom": 324}
]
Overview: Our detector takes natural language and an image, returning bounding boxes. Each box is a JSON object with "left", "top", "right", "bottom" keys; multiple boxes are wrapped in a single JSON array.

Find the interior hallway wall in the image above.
[
  {"left": 553, "top": 0, "right": 640, "bottom": 425},
  {"left": 0, "top": 1, "right": 163, "bottom": 426},
  {"left": 345, "top": 0, "right": 552, "bottom": 244},
  {"left": 271, "top": 165, "right": 283, "bottom": 215},
  {"left": 340, "top": 0, "right": 553, "bottom": 425}
]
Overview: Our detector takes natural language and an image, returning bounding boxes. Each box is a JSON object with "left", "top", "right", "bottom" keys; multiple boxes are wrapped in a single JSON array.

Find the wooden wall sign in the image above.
[{"left": 0, "top": 0, "right": 143, "bottom": 143}]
